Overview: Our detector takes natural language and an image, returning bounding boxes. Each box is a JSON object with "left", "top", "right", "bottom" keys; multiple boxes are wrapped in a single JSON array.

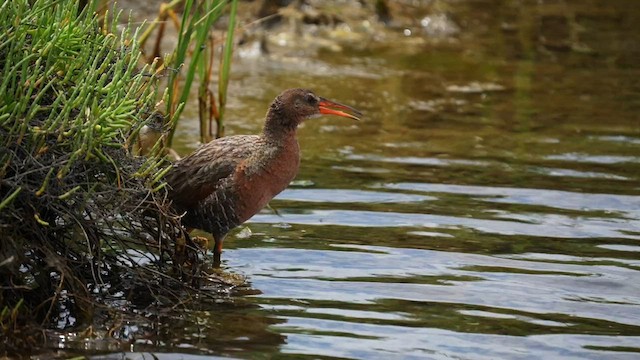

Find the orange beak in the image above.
[{"left": 318, "top": 97, "right": 362, "bottom": 121}]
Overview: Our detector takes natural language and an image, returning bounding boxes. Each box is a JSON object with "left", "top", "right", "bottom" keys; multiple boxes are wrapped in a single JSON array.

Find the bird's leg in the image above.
[{"left": 212, "top": 235, "right": 224, "bottom": 268}]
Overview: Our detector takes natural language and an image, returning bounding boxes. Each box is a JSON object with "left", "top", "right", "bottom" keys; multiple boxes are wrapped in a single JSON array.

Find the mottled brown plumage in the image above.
[{"left": 166, "top": 88, "right": 361, "bottom": 265}]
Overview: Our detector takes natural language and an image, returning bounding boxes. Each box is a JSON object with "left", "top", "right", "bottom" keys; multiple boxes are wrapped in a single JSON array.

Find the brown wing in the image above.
[{"left": 165, "top": 135, "right": 263, "bottom": 208}]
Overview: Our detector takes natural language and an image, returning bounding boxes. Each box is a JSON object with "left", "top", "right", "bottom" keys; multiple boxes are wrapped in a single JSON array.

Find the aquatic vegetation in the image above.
[
  {"left": 0, "top": 0, "right": 237, "bottom": 350},
  {"left": 140, "top": 0, "right": 238, "bottom": 145}
]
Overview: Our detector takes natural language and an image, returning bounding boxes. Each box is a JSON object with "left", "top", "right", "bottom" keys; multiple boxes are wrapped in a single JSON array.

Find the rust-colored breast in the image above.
[{"left": 233, "top": 138, "right": 300, "bottom": 223}]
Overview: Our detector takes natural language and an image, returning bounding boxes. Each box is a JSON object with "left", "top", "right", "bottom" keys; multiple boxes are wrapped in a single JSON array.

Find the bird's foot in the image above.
[{"left": 191, "top": 235, "right": 209, "bottom": 249}]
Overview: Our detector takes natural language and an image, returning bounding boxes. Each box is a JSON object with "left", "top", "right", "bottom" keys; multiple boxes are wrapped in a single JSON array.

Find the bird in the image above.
[{"left": 165, "top": 88, "right": 362, "bottom": 266}]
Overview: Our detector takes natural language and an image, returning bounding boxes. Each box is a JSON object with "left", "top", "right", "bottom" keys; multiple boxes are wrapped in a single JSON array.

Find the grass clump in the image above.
[
  {"left": 140, "top": 0, "right": 238, "bottom": 145},
  {"left": 0, "top": 0, "right": 211, "bottom": 349}
]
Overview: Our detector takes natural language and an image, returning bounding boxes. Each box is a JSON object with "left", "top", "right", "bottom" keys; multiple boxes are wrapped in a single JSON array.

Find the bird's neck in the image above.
[
  {"left": 262, "top": 107, "right": 299, "bottom": 144},
  {"left": 262, "top": 125, "right": 297, "bottom": 142}
]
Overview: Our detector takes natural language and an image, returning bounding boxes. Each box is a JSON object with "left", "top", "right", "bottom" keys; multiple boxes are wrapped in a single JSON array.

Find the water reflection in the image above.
[
  {"left": 380, "top": 183, "right": 640, "bottom": 214},
  {"left": 251, "top": 207, "right": 640, "bottom": 239}
]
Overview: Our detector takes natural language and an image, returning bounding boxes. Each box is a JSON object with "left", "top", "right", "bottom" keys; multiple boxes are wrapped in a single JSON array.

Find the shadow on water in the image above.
[{"left": 76, "top": 0, "right": 640, "bottom": 358}]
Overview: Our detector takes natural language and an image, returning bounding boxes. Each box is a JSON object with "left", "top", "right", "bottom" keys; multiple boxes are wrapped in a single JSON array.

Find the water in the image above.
[{"left": 95, "top": 1, "right": 640, "bottom": 359}]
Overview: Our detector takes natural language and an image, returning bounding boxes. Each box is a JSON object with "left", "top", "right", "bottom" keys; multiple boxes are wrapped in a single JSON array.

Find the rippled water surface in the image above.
[{"left": 102, "top": 1, "right": 639, "bottom": 359}]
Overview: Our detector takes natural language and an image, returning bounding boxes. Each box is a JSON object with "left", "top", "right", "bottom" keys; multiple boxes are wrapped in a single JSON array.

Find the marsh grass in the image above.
[
  {"left": 141, "top": 0, "right": 238, "bottom": 145},
  {"left": 0, "top": 0, "right": 227, "bottom": 350}
]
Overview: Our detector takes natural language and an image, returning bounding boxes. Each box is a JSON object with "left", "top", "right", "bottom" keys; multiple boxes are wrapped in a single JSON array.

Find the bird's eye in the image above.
[{"left": 305, "top": 93, "right": 317, "bottom": 105}]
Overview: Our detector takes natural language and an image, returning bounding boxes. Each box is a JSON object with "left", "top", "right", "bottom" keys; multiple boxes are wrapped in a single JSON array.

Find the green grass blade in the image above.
[{"left": 217, "top": 0, "right": 237, "bottom": 138}]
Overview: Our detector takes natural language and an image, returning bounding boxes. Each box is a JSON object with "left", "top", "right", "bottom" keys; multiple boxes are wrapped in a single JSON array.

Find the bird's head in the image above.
[{"left": 264, "top": 88, "right": 361, "bottom": 135}]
